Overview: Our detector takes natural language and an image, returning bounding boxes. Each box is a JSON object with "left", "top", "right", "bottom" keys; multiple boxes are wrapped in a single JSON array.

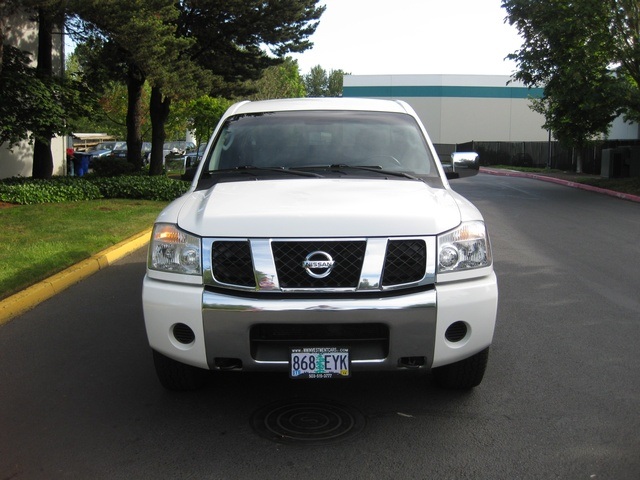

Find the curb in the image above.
[
  {"left": 480, "top": 167, "right": 640, "bottom": 203},
  {"left": 0, "top": 228, "right": 152, "bottom": 327}
]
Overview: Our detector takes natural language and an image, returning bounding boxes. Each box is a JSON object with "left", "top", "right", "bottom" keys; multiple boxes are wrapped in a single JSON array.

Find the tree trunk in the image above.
[
  {"left": 576, "top": 152, "right": 583, "bottom": 174},
  {"left": 32, "top": 140, "right": 53, "bottom": 179},
  {"left": 149, "top": 86, "right": 171, "bottom": 176},
  {"left": 573, "top": 148, "right": 583, "bottom": 174},
  {"left": 32, "top": 6, "right": 55, "bottom": 179},
  {"left": 126, "top": 63, "right": 145, "bottom": 170}
]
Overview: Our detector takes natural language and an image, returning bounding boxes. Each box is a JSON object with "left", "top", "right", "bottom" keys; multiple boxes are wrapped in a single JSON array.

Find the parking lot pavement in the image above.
[{"left": 480, "top": 167, "right": 640, "bottom": 203}]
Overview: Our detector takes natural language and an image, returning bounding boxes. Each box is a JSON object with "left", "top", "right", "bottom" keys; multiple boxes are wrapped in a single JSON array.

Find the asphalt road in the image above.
[{"left": 1, "top": 174, "right": 639, "bottom": 479}]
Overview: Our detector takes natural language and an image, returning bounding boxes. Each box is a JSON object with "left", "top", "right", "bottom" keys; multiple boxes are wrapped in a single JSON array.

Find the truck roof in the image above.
[{"left": 228, "top": 97, "right": 413, "bottom": 116}]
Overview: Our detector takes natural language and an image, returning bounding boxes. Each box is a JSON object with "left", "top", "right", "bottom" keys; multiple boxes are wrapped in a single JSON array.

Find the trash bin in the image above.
[{"left": 73, "top": 153, "right": 91, "bottom": 177}]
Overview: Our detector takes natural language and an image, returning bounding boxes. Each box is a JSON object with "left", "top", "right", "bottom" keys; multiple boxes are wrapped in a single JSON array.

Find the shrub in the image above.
[
  {"left": 91, "top": 157, "right": 136, "bottom": 177},
  {"left": 89, "top": 175, "right": 190, "bottom": 201},
  {"left": 0, "top": 175, "right": 190, "bottom": 204},
  {"left": 0, "top": 177, "right": 102, "bottom": 204}
]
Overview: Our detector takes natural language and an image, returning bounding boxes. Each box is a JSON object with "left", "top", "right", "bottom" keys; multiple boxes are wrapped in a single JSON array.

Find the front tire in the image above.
[
  {"left": 431, "top": 347, "right": 490, "bottom": 389},
  {"left": 152, "top": 350, "right": 208, "bottom": 391}
]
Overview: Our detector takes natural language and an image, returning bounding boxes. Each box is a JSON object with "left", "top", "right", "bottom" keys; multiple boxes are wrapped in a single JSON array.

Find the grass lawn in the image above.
[
  {"left": 577, "top": 176, "right": 640, "bottom": 196},
  {"left": 0, "top": 199, "right": 166, "bottom": 300},
  {"left": 489, "top": 166, "right": 640, "bottom": 196}
]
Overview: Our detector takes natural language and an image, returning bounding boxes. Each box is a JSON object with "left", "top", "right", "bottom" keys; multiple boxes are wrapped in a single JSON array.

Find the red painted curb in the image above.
[{"left": 480, "top": 168, "right": 640, "bottom": 204}]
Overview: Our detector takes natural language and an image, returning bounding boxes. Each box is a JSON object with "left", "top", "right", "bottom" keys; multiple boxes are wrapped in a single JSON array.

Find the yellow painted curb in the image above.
[{"left": 0, "top": 228, "right": 152, "bottom": 326}]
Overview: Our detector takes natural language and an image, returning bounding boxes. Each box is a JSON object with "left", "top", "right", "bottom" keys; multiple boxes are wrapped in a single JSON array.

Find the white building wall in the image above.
[
  {"left": 343, "top": 74, "right": 549, "bottom": 144},
  {"left": 1, "top": 11, "right": 67, "bottom": 179},
  {"left": 439, "top": 98, "right": 515, "bottom": 144},
  {"left": 608, "top": 116, "right": 640, "bottom": 140},
  {"left": 344, "top": 74, "right": 640, "bottom": 144},
  {"left": 508, "top": 101, "right": 549, "bottom": 141},
  {"left": 401, "top": 97, "right": 443, "bottom": 143}
]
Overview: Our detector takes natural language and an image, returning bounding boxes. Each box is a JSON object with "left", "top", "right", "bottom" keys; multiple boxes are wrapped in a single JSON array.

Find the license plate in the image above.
[{"left": 290, "top": 347, "right": 350, "bottom": 379}]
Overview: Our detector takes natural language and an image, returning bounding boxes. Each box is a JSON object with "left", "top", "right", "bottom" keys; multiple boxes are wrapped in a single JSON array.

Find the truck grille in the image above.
[
  {"left": 211, "top": 241, "right": 255, "bottom": 287},
  {"left": 207, "top": 237, "right": 431, "bottom": 292},
  {"left": 272, "top": 241, "right": 366, "bottom": 288},
  {"left": 382, "top": 240, "right": 426, "bottom": 286}
]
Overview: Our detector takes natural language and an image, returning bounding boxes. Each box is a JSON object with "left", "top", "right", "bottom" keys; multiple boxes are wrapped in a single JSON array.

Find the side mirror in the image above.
[{"left": 444, "top": 152, "right": 479, "bottom": 180}]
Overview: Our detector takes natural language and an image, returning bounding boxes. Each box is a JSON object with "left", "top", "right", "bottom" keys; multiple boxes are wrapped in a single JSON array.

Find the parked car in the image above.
[
  {"left": 82, "top": 141, "right": 126, "bottom": 167},
  {"left": 86, "top": 141, "right": 126, "bottom": 158},
  {"left": 109, "top": 144, "right": 127, "bottom": 159},
  {"left": 143, "top": 98, "right": 498, "bottom": 391},
  {"left": 109, "top": 142, "right": 152, "bottom": 162},
  {"left": 166, "top": 143, "right": 206, "bottom": 173},
  {"left": 163, "top": 141, "right": 196, "bottom": 164},
  {"left": 186, "top": 143, "right": 206, "bottom": 167}
]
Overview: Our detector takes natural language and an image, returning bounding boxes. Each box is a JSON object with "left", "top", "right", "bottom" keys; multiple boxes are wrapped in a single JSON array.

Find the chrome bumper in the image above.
[
  {"left": 143, "top": 272, "right": 497, "bottom": 372},
  {"left": 201, "top": 288, "right": 438, "bottom": 371}
]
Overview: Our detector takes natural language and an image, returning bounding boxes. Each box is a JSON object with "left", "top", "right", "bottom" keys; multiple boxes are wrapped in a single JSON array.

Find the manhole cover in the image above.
[{"left": 251, "top": 399, "right": 366, "bottom": 445}]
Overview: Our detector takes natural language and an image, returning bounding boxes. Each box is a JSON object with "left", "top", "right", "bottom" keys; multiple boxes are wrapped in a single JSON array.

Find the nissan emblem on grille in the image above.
[{"left": 302, "top": 251, "right": 336, "bottom": 278}]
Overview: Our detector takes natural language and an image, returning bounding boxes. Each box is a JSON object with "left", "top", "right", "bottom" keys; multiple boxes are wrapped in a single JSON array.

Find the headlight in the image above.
[
  {"left": 437, "top": 221, "right": 491, "bottom": 273},
  {"left": 148, "top": 223, "right": 201, "bottom": 275}
]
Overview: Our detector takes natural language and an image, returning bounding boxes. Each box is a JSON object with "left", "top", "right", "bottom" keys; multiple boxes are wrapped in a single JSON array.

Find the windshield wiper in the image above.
[
  {"left": 296, "top": 164, "right": 420, "bottom": 180},
  {"left": 217, "top": 165, "right": 323, "bottom": 178},
  {"left": 335, "top": 164, "right": 421, "bottom": 180}
]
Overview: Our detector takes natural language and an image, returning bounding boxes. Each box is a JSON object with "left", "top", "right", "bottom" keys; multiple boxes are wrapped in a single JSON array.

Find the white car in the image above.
[{"left": 142, "top": 98, "right": 498, "bottom": 391}]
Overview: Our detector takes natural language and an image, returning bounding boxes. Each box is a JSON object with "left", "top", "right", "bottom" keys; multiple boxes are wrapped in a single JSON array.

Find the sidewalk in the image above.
[{"left": 480, "top": 167, "right": 640, "bottom": 203}]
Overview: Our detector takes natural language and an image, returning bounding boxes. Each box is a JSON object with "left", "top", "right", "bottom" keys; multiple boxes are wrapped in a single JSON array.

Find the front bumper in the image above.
[{"left": 142, "top": 272, "right": 497, "bottom": 372}]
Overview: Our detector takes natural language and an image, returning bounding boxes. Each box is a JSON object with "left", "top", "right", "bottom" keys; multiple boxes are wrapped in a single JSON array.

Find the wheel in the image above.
[
  {"left": 431, "top": 347, "right": 490, "bottom": 389},
  {"left": 152, "top": 350, "right": 208, "bottom": 391}
]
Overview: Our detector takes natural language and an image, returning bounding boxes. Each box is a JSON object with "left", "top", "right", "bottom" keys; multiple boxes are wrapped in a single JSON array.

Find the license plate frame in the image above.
[{"left": 290, "top": 347, "right": 350, "bottom": 379}]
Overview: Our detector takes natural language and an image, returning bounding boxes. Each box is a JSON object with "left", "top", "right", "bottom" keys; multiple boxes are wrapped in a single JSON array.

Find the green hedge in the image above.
[
  {"left": 0, "top": 175, "right": 190, "bottom": 205},
  {"left": 91, "top": 176, "right": 190, "bottom": 201},
  {"left": 91, "top": 157, "right": 136, "bottom": 177}
]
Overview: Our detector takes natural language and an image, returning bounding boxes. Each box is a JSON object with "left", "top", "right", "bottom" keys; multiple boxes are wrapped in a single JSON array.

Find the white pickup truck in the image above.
[{"left": 142, "top": 98, "right": 498, "bottom": 391}]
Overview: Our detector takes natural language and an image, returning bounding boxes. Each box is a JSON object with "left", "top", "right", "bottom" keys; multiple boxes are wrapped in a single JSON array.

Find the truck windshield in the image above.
[{"left": 202, "top": 111, "right": 440, "bottom": 178}]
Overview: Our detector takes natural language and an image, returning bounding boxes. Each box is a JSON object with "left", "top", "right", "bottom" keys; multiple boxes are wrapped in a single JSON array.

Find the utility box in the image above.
[
  {"left": 600, "top": 147, "right": 640, "bottom": 178},
  {"left": 601, "top": 149, "right": 616, "bottom": 178},
  {"left": 628, "top": 147, "right": 640, "bottom": 177}
]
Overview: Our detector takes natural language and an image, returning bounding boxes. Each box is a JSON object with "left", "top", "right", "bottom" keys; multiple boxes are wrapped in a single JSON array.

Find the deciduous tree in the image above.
[
  {"left": 503, "top": 0, "right": 640, "bottom": 172},
  {"left": 248, "top": 57, "right": 306, "bottom": 100},
  {"left": 186, "top": 96, "right": 232, "bottom": 146},
  {"left": 610, "top": 0, "right": 640, "bottom": 123},
  {"left": 303, "top": 65, "right": 348, "bottom": 97},
  {"left": 304, "top": 64, "right": 327, "bottom": 97}
]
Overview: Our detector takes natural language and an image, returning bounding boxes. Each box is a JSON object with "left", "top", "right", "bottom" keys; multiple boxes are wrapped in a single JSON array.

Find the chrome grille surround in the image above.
[{"left": 202, "top": 237, "right": 436, "bottom": 293}]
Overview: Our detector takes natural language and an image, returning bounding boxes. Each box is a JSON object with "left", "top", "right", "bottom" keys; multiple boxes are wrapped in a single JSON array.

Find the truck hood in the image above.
[{"left": 176, "top": 179, "right": 463, "bottom": 237}]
